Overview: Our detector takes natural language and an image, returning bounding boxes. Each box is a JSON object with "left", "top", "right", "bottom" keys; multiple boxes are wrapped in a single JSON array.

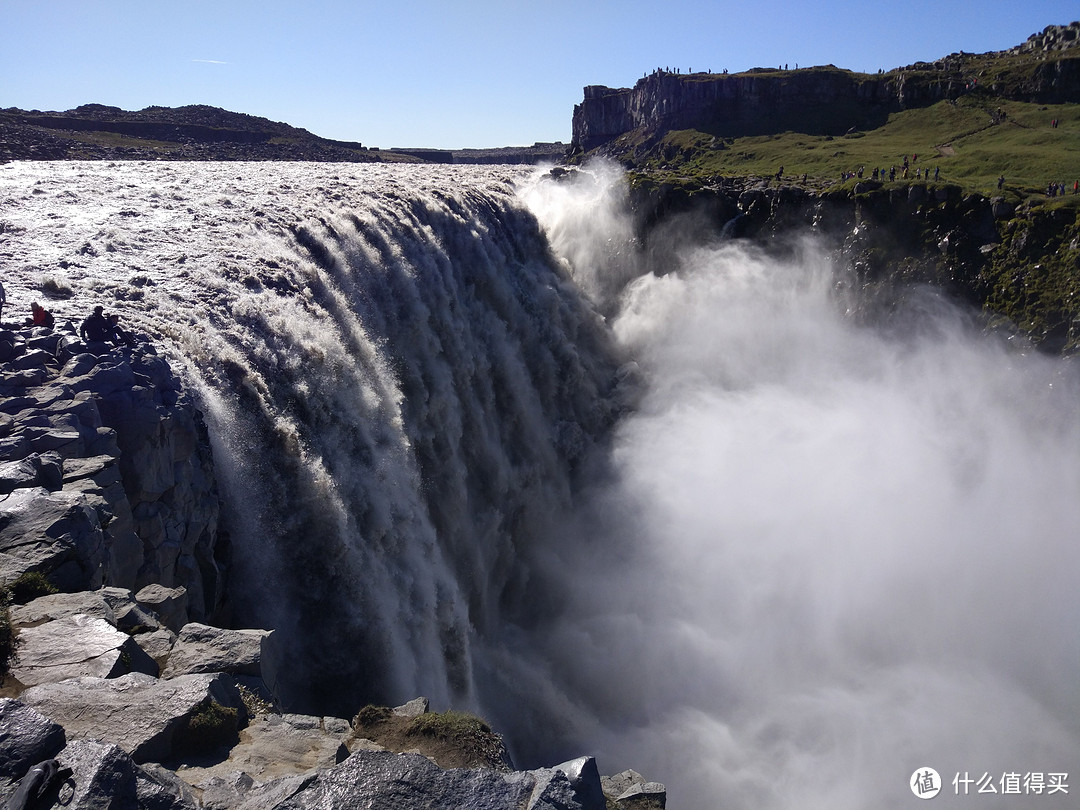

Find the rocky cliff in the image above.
[
  {"left": 609, "top": 172, "right": 1080, "bottom": 353},
  {"left": 0, "top": 323, "right": 223, "bottom": 615},
  {"left": 572, "top": 22, "right": 1080, "bottom": 151}
]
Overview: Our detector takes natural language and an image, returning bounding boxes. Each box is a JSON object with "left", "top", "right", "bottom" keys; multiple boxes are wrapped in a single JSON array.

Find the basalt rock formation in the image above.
[
  {"left": 0, "top": 323, "right": 223, "bottom": 611},
  {"left": 571, "top": 22, "right": 1080, "bottom": 152}
]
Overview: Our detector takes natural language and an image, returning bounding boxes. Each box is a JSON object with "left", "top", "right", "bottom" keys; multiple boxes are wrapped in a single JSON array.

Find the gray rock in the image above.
[
  {"left": 19, "top": 672, "right": 244, "bottom": 764},
  {"left": 11, "top": 614, "right": 158, "bottom": 687},
  {"left": 55, "top": 739, "right": 138, "bottom": 809},
  {"left": 9, "top": 591, "right": 117, "bottom": 627},
  {"left": 391, "top": 696, "right": 429, "bottom": 718},
  {"left": 0, "top": 452, "right": 63, "bottom": 495},
  {"left": 269, "top": 749, "right": 591, "bottom": 810},
  {"left": 0, "top": 698, "right": 66, "bottom": 779},
  {"left": 176, "top": 713, "right": 349, "bottom": 794},
  {"left": 199, "top": 771, "right": 256, "bottom": 810},
  {"left": 97, "top": 586, "right": 162, "bottom": 632},
  {"left": 0, "top": 486, "right": 105, "bottom": 591},
  {"left": 136, "top": 762, "right": 200, "bottom": 810},
  {"left": 136, "top": 584, "right": 188, "bottom": 633},
  {"left": 602, "top": 769, "right": 644, "bottom": 798},
  {"left": 134, "top": 627, "right": 178, "bottom": 666},
  {"left": 197, "top": 770, "right": 325, "bottom": 810},
  {"left": 161, "top": 623, "right": 271, "bottom": 679},
  {"left": 615, "top": 782, "right": 667, "bottom": 808},
  {"left": 602, "top": 769, "right": 667, "bottom": 809},
  {"left": 321, "top": 717, "right": 351, "bottom": 736},
  {"left": 52, "top": 739, "right": 196, "bottom": 810},
  {"left": 555, "top": 756, "right": 606, "bottom": 810}
]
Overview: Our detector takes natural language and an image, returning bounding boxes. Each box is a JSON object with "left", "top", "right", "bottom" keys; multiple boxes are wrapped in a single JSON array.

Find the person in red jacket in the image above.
[{"left": 26, "top": 301, "right": 54, "bottom": 329}]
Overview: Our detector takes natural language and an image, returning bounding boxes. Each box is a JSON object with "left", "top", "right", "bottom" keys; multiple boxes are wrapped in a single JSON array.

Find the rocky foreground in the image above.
[{"left": 0, "top": 321, "right": 664, "bottom": 809}]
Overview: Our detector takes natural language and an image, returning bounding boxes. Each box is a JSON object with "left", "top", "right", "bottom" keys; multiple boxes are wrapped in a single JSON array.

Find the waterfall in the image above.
[
  {"left": 3, "top": 159, "right": 1078, "bottom": 809},
  {"left": 0, "top": 161, "right": 620, "bottom": 715}
]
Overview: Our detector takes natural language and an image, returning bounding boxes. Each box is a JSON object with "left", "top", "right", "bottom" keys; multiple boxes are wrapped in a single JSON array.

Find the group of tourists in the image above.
[
  {"left": 837, "top": 156, "right": 941, "bottom": 185},
  {"left": 78, "top": 305, "right": 134, "bottom": 346},
  {"left": 0, "top": 281, "right": 133, "bottom": 348},
  {"left": 1045, "top": 180, "right": 1078, "bottom": 197}
]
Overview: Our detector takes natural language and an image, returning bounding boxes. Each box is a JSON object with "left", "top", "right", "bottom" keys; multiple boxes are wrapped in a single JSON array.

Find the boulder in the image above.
[
  {"left": 601, "top": 769, "right": 667, "bottom": 809},
  {"left": 0, "top": 486, "right": 106, "bottom": 590},
  {"left": 265, "top": 749, "right": 592, "bottom": 810},
  {"left": 162, "top": 623, "right": 271, "bottom": 679},
  {"left": 11, "top": 614, "right": 158, "bottom": 686},
  {"left": 18, "top": 672, "right": 245, "bottom": 764},
  {"left": 9, "top": 591, "right": 117, "bottom": 627},
  {"left": 98, "top": 586, "right": 163, "bottom": 632},
  {"left": 174, "top": 713, "right": 350, "bottom": 793},
  {"left": 391, "top": 696, "right": 429, "bottom": 718},
  {"left": 136, "top": 762, "right": 201, "bottom": 810},
  {"left": 0, "top": 451, "right": 63, "bottom": 494},
  {"left": 0, "top": 698, "right": 66, "bottom": 779},
  {"left": 134, "top": 627, "right": 178, "bottom": 666},
  {"left": 555, "top": 756, "right": 606, "bottom": 810},
  {"left": 54, "top": 740, "right": 138, "bottom": 809},
  {"left": 203, "top": 771, "right": 316, "bottom": 810},
  {"left": 136, "top": 584, "right": 188, "bottom": 633},
  {"left": 54, "top": 739, "right": 198, "bottom": 810}
]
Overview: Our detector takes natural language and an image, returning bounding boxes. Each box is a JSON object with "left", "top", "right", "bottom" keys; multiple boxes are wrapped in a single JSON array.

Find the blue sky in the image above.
[{"left": 3, "top": 1, "right": 1077, "bottom": 149}]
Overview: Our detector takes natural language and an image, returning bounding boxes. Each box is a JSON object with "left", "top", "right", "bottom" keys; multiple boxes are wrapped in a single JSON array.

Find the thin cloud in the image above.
[{"left": 191, "top": 59, "right": 228, "bottom": 65}]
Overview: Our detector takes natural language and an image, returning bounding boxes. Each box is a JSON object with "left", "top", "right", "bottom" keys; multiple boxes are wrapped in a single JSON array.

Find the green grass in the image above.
[{"left": 616, "top": 97, "right": 1080, "bottom": 201}]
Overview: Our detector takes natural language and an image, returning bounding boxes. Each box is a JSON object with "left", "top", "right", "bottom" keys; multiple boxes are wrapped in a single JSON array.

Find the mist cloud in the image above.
[{"left": 515, "top": 166, "right": 1080, "bottom": 810}]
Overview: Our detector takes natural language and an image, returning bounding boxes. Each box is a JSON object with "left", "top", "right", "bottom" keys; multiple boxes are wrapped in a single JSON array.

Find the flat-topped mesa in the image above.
[
  {"left": 572, "top": 68, "right": 896, "bottom": 151},
  {"left": 571, "top": 22, "right": 1080, "bottom": 153}
]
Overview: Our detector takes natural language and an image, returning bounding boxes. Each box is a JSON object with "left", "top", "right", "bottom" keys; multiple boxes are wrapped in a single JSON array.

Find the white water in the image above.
[{"left": 2, "top": 161, "right": 1078, "bottom": 809}]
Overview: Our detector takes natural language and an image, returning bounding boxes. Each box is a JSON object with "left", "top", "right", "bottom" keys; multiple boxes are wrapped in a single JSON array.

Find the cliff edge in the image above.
[{"left": 572, "top": 22, "right": 1080, "bottom": 152}]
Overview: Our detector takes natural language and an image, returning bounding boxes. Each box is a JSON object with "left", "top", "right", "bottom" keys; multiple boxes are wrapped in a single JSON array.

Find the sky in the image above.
[{"left": 3, "top": 1, "right": 1078, "bottom": 149}]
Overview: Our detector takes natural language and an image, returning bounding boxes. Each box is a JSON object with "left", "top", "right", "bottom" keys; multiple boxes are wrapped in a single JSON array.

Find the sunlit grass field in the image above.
[{"left": 622, "top": 95, "right": 1080, "bottom": 203}]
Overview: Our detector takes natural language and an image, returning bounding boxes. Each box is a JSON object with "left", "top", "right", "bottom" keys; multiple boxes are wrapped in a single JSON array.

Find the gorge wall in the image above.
[
  {"left": 571, "top": 22, "right": 1080, "bottom": 151},
  {"left": 619, "top": 175, "right": 1080, "bottom": 353}
]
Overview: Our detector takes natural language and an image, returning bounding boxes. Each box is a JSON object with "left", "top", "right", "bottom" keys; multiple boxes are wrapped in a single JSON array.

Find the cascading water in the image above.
[
  {"left": 0, "top": 161, "right": 620, "bottom": 716},
  {"left": 1, "top": 160, "right": 1078, "bottom": 810}
]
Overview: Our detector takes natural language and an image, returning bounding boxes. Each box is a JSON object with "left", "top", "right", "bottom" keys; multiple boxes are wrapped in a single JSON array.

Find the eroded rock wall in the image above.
[{"left": 0, "top": 324, "right": 223, "bottom": 619}]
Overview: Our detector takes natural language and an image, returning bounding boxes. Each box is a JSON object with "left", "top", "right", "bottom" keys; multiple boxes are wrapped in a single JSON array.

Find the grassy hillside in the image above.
[{"left": 610, "top": 94, "right": 1080, "bottom": 202}]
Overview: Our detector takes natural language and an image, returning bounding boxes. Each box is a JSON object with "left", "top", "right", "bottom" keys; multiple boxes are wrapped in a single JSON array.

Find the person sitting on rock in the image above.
[
  {"left": 26, "top": 301, "right": 54, "bottom": 329},
  {"left": 80, "top": 305, "right": 112, "bottom": 343},
  {"left": 106, "top": 312, "right": 134, "bottom": 346}
]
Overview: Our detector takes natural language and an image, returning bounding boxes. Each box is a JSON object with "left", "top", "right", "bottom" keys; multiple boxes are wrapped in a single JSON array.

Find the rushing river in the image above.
[{"left": 1, "top": 160, "right": 1077, "bottom": 809}]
